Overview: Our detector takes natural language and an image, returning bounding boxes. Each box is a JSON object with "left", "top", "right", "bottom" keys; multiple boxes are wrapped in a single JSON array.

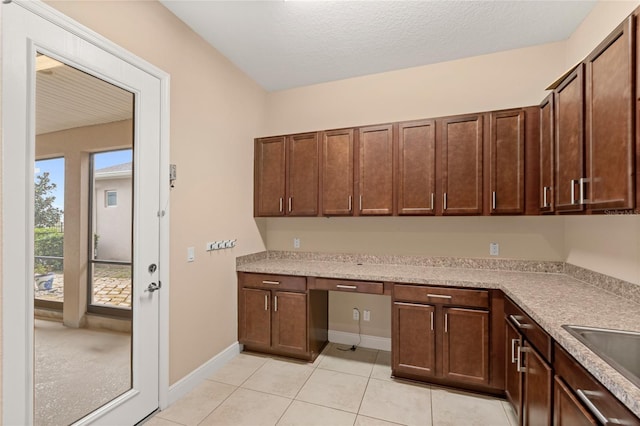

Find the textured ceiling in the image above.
[{"left": 160, "top": 0, "right": 597, "bottom": 92}]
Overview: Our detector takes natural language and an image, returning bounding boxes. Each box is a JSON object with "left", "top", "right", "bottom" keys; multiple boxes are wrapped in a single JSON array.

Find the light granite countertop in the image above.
[{"left": 236, "top": 251, "right": 640, "bottom": 419}]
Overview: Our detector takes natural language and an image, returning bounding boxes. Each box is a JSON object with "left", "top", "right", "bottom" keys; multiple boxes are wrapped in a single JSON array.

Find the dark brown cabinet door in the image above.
[
  {"left": 358, "top": 125, "right": 394, "bottom": 215},
  {"left": 255, "top": 136, "right": 286, "bottom": 216},
  {"left": 553, "top": 376, "right": 597, "bottom": 426},
  {"left": 505, "top": 320, "right": 522, "bottom": 421},
  {"left": 441, "top": 115, "right": 483, "bottom": 215},
  {"left": 392, "top": 302, "right": 436, "bottom": 378},
  {"left": 489, "top": 110, "right": 525, "bottom": 214},
  {"left": 540, "top": 94, "right": 555, "bottom": 213},
  {"left": 287, "top": 133, "right": 319, "bottom": 216},
  {"left": 321, "top": 129, "right": 354, "bottom": 215},
  {"left": 239, "top": 288, "right": 271, "bottom": 349},
  {"left": 585, "top": 17, "right": 635, "bottom": 211},
  {"left": 272, "top": 291, "right": 308, "bottom": 355},
  {"left": 442, "top": 307, "right": 489, "bottom": 385},
  {"left": 397, "top": 120, "right": 436, "bottom": 215},
  {"left": 522, "top": 342, "right": 553, "bottom": 426},
  {"left": 555, "top": 65, "right": 585, "bottom": 213}
]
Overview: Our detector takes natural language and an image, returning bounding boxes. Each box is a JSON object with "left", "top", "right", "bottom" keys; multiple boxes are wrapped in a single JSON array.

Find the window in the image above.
[{"left": 105, "top": 190, "right": 117, "bottom": 207}]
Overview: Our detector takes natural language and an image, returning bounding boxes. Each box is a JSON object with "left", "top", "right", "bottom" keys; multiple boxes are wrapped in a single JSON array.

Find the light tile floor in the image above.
[{"left": 147, "top": 344, "right": 518, "bottom": 426}]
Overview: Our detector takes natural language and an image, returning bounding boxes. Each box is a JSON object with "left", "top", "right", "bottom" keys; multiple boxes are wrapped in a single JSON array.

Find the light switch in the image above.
[{"left": 187, "top": 247, "right": 195, "bottom": 262}]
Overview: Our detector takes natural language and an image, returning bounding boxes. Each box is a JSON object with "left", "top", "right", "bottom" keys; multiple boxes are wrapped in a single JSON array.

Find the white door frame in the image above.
[{"left": 1, "top": 0, "right": 171, "bottom": 423}]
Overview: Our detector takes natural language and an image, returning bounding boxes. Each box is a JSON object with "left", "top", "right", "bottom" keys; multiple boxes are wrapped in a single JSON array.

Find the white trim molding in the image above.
[
  {"left": 167, "top": 343, "right": 241, "bottom": 406},
  {"left": 328, "top": 330, "right": 392, "bottom": 352}
]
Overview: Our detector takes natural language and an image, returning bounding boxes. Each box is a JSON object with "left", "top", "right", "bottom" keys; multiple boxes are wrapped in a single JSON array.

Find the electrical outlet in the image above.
[
  {"left": 363, "top": 310, "right": 371, "bottom": 321},
  {"left": 489, "top": 242, "right": 499, "bottom": 256},
  {"left": 352, "top": 308, "right": 360, "bottom": 321},
  {"left": 293, "top": 238, "right": 300, "bottom": 249}
]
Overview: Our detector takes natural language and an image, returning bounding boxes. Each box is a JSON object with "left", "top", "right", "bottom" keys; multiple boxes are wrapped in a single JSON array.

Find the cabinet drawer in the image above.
[
  {"left": 312, "top": 278, "right": 383, "bottom": 294},
  {"left": 239, "top": 273, "right": 306, "bottom": 291},
  {"left": 393, "top": 284, "right": 489, "bottom": 308},
  {"left": 554, "top": 343, "right": 640, "bottom": 425},
  {"left": 505, "top": 297, "right": 551, "bottom": 362}
]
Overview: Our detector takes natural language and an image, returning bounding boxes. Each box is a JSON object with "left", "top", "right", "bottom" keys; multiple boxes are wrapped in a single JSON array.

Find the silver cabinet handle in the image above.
[
  {"left": 430, "top": 193, "right": 434, "bottom": 210},
  {"left": 430, "top": 311, "right": 434, "bottom": 331},
  {"left": 264, "top": 294, "right": 268, "bottom": 311},
  {"left": 359, "top": 195, "right": 363, "bottom": 212},
  {"left": 274, "top": 295, "right": 278, "bottom": 312},
  {"left": 578, "top": 177, "right": 588, "bottom": 205},
  {"left": 262, "top": 280, "right": 280, "bottom": 285},
  {"left": 427, "top": 293, "right": 452, "bottom": 299},
  {"left": 288, "top": 197, "right": 292, "bottom": 212},
  {"left": 570, "top": 180, "right": 578, "bottom": 205},
  {"left": 511, "top": 338, "right": 520, "bottom": 364},
  {"left": 509, "top": 314, "right": 531, "bottom": 329},
  {"left": 443, "top": 193, "right": 448, "bottom": 210},
  {"left": 576, "top": 389, "right": 609, "bottom": 425},
  {"left": 542, "top": 186, "right": 548, "bottom": 208},
  {"left": 492, "top": 191, "right": 497, "bottom": 210},
  {"left": 336, "top": 284, "right": 357, "bottom": 290},
  {"left": 279, "top": 197, "right": 283, "bottom": 212},
  {"left": 516, "top": 345, "right": 525, "bottom": 372},
  {"left": 444, "top": 313, "right": 449, "bottom": 333},
  {"left": 348, "top": 195, "right": 352, "bottom": 212}
]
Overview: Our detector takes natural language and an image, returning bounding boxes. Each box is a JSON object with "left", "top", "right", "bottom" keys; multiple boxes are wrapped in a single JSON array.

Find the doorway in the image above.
[{"left": 2, "top": 1, "right": 170, "bottom": 425}]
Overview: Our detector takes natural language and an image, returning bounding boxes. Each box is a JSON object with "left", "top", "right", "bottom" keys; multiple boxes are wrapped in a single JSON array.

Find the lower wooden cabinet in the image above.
[
  {"left": 554, "top": 343, "right": 640, "bottom": 426},
  {"left": 553, "top": 376, "right": 597, "bottom": 426},
  {"left": 442, "top": 307, "right": 489, "bottom": 385},
  {"left": 392, "top": 302, "right": 436, "bottom": 377},
  {"left": 239, "top": 287, "right": 272, "bottom": 349},
  {"left": 505, "top": 320, "right": 523, "bottom": 421},
  {"left": 238, "top": 273, "right": 328, "bottom": 361},
  {"left": 522, "top": 342, "right": 553, "bottom": 426},
  {"left": 392, "top": 285, "right": 493, "bottom": 389}
]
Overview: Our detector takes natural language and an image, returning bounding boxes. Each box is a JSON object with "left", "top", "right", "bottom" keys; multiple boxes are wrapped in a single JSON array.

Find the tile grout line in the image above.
[{"left": 196, "top": 356, "right": 273, "bottom": 426}]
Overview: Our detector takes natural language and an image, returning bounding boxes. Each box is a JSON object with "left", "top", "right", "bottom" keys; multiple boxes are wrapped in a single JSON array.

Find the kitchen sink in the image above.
[{"left": 562, "top": 325, "right": 640, "bottom": 388}]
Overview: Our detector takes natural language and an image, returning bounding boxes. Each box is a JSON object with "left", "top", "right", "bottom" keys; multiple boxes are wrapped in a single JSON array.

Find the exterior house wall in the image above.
[{"left": 94, "top": 175, "right": 132, "bottom": 261}]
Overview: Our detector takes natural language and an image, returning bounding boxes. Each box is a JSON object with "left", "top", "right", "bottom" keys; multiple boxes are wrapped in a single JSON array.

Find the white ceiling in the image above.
[{"left": 160, "top": 0, "right": 597, "bottom": 92}]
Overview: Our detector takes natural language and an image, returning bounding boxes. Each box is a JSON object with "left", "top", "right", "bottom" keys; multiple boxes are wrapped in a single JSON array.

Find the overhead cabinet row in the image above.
[
  {"left": 254, "top": 108, "right": 539, "bottom": 217},
  {"left": 539, "top": 15, "right": 637, "bottom": 214}
]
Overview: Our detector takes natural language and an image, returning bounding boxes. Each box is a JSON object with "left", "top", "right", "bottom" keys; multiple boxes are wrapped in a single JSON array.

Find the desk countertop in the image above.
[{"left": 237, "top": 251, "right": 640, "bottom": 418}]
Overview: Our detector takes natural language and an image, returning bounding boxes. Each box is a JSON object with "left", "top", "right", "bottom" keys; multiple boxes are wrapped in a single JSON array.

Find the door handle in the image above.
[{"left": 145, "top": 282, "right": 161, "bottom": 293}]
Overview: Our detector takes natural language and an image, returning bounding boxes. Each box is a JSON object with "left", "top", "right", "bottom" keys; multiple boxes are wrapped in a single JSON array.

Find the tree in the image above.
[{"left": 34, "top": 172, "right": 63, "bottom": 227}]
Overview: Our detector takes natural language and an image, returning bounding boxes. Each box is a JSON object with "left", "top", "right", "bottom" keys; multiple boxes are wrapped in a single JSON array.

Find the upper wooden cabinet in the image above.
[
  {"left": 585, "top": 16, "right": 635, "bottom": 211},
  {"left": 489, "top": 110, "right": 525, "bottom": 215},
  {"left": 320, "top": 129, "right": 354, "bottom": 216},
  {"left": 397, "top": 120, "right": 436, "bottom": 215},
  {"left": 357, "top": 125, "right": 394, "bottom": 215},
  {"left": 539, "top": 94, "right": 555, "bottom": 213},
  {"left": 287, "top": 133, "right": 320, "bottom": 216},
  {"left": 254, "top": 133, "right": 319, "bottom": 217},
  {"left": 554, "top": 65, "right": 585, "bottom": 213},
  {"left": 440, "top": 114, "right": 484, "bottom": 215},
  {"left": 254, "top": 136, "right": 286, "bottom": 216}
]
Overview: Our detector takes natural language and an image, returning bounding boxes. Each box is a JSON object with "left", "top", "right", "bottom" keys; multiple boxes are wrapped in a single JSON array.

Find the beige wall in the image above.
[
  {"left": 45, "top": 0, "right": 268, "bottom": 384},
  {"left": 565, "top": 0, "right": 640, "bottom": 68},
  {"left": 263, "top": 41, "right": 567, "bottom": 136}
]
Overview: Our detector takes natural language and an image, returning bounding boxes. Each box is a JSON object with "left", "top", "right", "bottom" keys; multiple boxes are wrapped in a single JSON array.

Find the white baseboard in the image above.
[
  {"left": 166, "top": 342, "right": 241, "bottom": 407},
  {"left": 328, "top": 330, "right": 391, "bottom": 351}
]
